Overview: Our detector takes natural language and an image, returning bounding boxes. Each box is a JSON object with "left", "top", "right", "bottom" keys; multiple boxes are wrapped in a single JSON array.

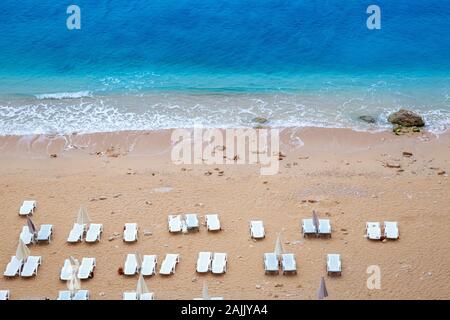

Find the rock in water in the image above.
[
  {"left": 252, "top": 117, "right": 268, "bottom": 124},
  {"left": 358, "top": 115, "right": 376, "bottom": 124},
  {"left": 388, "top": 109, "right": 425, "bottom": 127}
]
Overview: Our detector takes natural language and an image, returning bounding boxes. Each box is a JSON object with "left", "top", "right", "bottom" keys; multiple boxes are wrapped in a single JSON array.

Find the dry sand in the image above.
[{"left": 0, "top": 127, "right": 449, "bottom": 300}]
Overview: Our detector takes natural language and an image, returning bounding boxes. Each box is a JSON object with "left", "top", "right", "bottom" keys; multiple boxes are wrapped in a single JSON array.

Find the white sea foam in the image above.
[
  {"left": 0, "top": 92, "right": 449, "bottom": 136},
  {"left": 34, "top": 91, "right": 92, "bottom": 100}
]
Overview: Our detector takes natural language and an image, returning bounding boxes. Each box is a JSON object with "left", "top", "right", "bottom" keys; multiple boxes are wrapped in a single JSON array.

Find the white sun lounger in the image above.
[
  {"left": 123, "top": 292, "right": 138, "bottom": 300},
  {"left": 123, "top": 223, "right": 138, "bottom": 242},
  {"left": 36, "top": 224, "right": 53, "bottom": 243},
  {"left": 19, "top": 200, "right": 36, "bottom": 216},
  {"left": 60, "top": 259, "right": 74, "bottom": 281},
  {"left": 123, "top": 292, "right": 154, "bottom": 300},
  {"left": 57, "top": 291, "right": 72, "bottom": 300},
  {"left": 281, "top": 253, "right": 297, "bottom": 274},
  {"left": 212, "top": 253, "right": 227, "bottom": 274},
  {"left": 250, "top": 220, "right": 265, "bottom": 239},
  {"left": 384, "top": 221, "right": 399, "bottom": 239},
  {"left": 124, "top": 254, "right": 139, "bottom": 276},
  {"left": 302, "top": 219, "right": 317, "bottom": 237},
  {"left": 196, "top": 252, "right": 212, "bottom": 273},
  {"left": 205, "top": 214, "right": 221, "bottom": 231},
  {"left": 20, "top": 256, "right": 41, "bottom": 277},
  {"left": 159, "top": 254, "right": 180, "bottom": 275},
  {"left": 366, "top": 222, "right": 381, "bottom": 240},
  {"left": 185, "top": 214, "right": 200, "bottom": 231},
  {"left": 67, "top": 223, "right": 86, "bottom": 243},
  {"left": 327, "top": 254, "right": 342, "bottom": 276},
  {"left": 141, "top": 255, "right": 157, "bottom": 276},
  {"left": 168, "top": 215, "right": 182, "bottom": 233},
  {"left": 85, "top": 223, "right": 103, "bottom": 243},
  {"left": 0, "top": 290, "right": 10, "bottom": 300},
  {"left": 73, "top": 290, "right": 90, "bottom": 300},
  {"left": 3, "top": 256, "right": 23, "bottom": 277},
  {"left": 264, "top": 252, "right": 279, "bottom": 274},
  {"left": 20, "top": 226, "right": 34, "bottom": 245},
  {"left": 140, "top": 293, "right": 155, "bottom": 300},
  {"left": 77, "top": 258, "right": 96, "bottom": 279},
  {"left": 318, "top": 219, "right": 332, "bottom": 237}
]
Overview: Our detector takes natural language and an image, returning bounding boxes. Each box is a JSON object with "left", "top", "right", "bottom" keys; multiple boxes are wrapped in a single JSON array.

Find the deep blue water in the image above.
[{"left": 0, "top": 1, "right": 449, "bottom": 134}]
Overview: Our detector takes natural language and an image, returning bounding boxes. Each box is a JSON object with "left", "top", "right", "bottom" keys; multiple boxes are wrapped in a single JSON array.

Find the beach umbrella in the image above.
[
  {"left": 317, "top": 276, "right": 328, "bottom": 300},
  {"left": 68, "top": 256, "right": 81, "bottom": 295},
  {"left": 181, "top": 220, "right": 188, "bottom": 234},
  {"left": 76, "top": 206, "right": 91, "bottom": 225},
  {"left": 26, "top": 216, "right": 37, "bottom": 236},
  {"left": 274, "top": 233, "right": 284, "bottom": 259},
  {"left": 68, "top": 272, "right": 81, "bottom": 296},
  {"left": 136, "top": 251, "right": 142, "bottom": 269},
  {"left": 312, "top": 210, "right": 320, "bottom": 231},
  {"left": 202, "top": 281, "right": 210, "bottom": 300},
  {"left": 69, "top": 256, "right": 80, "bottom": 270},
  {"left": 136, "top": 274, "right": 149, "bottom": 296},
  {"left": 16, "top": 239, "right": 30, "bottom": 261}
]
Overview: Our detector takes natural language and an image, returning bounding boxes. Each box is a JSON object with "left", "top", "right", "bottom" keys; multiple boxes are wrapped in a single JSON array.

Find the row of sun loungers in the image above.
[
  {"left": 4, "top": 256, "right": 42, "bottom": 277},
  {"left": 366, "top": 221, "right": 399, "bottom": 240},
  {"left": 263, "top": 253, "right": 342, "bottom": 276},
  {"left": 19, "top": 224, "right": 53, "bottom": 244},
  {"left": 2, "top": 288, "right": 220, "bottom": 300},
  {"left": 196, "top": 252, "right": 228, "bottom": 274},
  {"left": 123, "top": 292, "right": 154, "bottom": 300},
  {"left": 66, "top": 220, "right": 397, "bottom": 243},
  {"left": 124, "top": 254, "right": 158, "bottom": 276},
  {"left": 60, "top": 258, "right": 96, "bottom": 280},
  {"left": 68, "top": 223, "right": 103, "bottom": 243},
  {"left": 302, "top": 219, "right": 332, "bottom": 237},
  {"left": 264, "top": 253, "right": 297, "bottom": 275},
  {"left": 57, "top": 290, "right": 90, "bottom": 300},
  {"left": 168, "top": 214, "right": 221, "bottom": 233}
]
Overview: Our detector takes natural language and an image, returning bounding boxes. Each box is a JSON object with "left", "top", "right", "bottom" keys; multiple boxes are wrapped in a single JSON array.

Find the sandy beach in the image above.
[{"left": 0, "top": 127, "right": 449, "bottom": 300}]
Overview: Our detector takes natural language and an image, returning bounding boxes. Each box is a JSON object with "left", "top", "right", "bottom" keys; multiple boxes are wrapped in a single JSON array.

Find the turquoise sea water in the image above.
[{"left": 0, "top": 1, "right": 449, "bottom": 134}]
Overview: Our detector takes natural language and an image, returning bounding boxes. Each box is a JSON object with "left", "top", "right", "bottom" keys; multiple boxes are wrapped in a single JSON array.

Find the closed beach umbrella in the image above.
[
  {"left": 136, "top": 252, "right": 142, "bottom": 269},
  {"left": 26, "top": 216, "right": 37, "bottom": 236},
  {"left": 77, "top": 206, "right": 91, "bottom": 225},
  {"left": 317, "top": 276, "right": 328, "bottom": 300},
  {"left": 68, "top": 256, "right": 81, "bottom": 295},
  {"left": 16, "top": 239, "right": 30, "bottom": 261},
  {"left": 274, "top": 233, "right": 284, "bottom": 259},
  {"left": 68, "top": 272, "right": 81, "bottom": 296},
  {"left": 137, "top": 274, "right": 149, "bottom": 296},
  {"left": 312, "top": 210, "right": 320, "bottom": 231},
  {"left": 69, "top": 256, "right": 80, "bottom": 270},
  {"left": 202, "top": 281, "right": 210, "bottom": 300}
]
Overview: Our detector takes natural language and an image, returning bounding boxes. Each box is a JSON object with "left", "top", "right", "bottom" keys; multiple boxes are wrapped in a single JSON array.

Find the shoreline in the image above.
[
  {"left": 0, "top": 126, "right": 445, "bottom": 157},
  {"left": 0, "top": 126, "right": 449, "bottom": 300}
]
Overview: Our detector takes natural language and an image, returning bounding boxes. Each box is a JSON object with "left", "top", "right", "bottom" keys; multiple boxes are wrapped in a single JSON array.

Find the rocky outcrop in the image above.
[
  {"left": 388, "top": 109, "right": 425, "bottom": 127},
  {"left": 388, "top": 109, "right": 425, "bottom": 135},
  {"left": 252, "top": 117, "right": 268, "bottom": 124},
  {"left": 358, "top": 115, "right": 376, "bottom": 124}
]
